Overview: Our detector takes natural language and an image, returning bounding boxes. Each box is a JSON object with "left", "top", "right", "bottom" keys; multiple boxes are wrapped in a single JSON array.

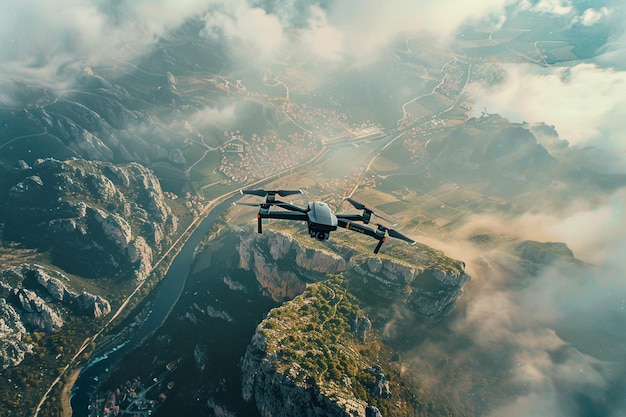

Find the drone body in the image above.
[
  {"left": 238, "top": 189, "right": 416, "bottom": 254},
  {"left": 306, "top": 202, "right": 338, "bottom": 241}
]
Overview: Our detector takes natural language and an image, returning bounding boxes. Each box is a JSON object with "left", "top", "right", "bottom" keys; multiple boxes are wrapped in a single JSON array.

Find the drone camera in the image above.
[{"left": 311, "top": 230, "right": 329, "bottom": 241}]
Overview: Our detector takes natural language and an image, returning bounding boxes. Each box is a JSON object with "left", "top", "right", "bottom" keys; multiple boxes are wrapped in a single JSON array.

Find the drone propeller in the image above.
[
  {"left": 241, "top": 189, "right": 303, "bottom": 200},
  {"left": 384, "top": 226, "right": 416, "bottom": 246},
  {"left": 238, "top": 189, "right": 307, "bottom": 234},
  {"left": 236, "top": 202, "right": 265, "bottom": 207},
  {"left": 345, "top": 197, "right": 396, "bottom": 225},
  {"left": 372, "top": 224, "right": 416, "bottom": 254}
]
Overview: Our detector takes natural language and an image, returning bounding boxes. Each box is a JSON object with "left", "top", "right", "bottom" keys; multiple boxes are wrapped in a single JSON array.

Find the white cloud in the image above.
[
  {"left": 550, "top": 188, "right": 626, "bottom": 265},
  {"left": 571, "top": 7, "right": 611, "bottom": 26},
  {"left": 299, "top": 5, "right": 344, "bottom": 62},
  {"left": 190, "top": 104, "right": 236, "bottom": 128},
  {"left": 0, "top": 0, "right": 215, "bottom": 86},
  {"left": 468, "top": 63, "right": 626, "bottom": 158},
  {"left": 313, "top": 0, "right": 514, "bottom": 61},
  {"left": 530, "top": 0, "right": 574, "bottom": 15},
  {"left": 202, "top": 2, "right": 285, "bottom": 62}
]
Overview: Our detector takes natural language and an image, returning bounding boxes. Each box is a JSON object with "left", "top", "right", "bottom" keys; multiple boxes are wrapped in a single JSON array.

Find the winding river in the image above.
[{"left": 70, "top": 194, "right": 240, "bottom": 417}]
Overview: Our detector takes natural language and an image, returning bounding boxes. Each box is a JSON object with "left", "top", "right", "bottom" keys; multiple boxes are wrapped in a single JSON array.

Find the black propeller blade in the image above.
[
  {"left": 372, "top": 226, "right": 415, "bottom": 253},
  {"left": 345, "top": 197, "right": 366, "bottom": 211},
  {"left": 345, "top": 197, "right": 396, "bottom": 225},
  {"left": 381, "top": 225, "right": 416, "bottom": 245},
  {"left": 238, "top": 189, "right": 307, "bottom": 213},
  {"left": 241, "top": 189, "right": 303, "bottom": 198}
]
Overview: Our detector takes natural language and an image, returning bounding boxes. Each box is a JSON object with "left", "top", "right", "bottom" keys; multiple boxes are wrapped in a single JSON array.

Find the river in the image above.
[{"left": 70, "top": 194, "right": 240, "bottom": 417}]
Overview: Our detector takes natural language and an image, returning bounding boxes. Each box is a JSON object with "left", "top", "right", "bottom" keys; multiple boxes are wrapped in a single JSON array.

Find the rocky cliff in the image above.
[
  {"left": 241, "top": 277, "right": 377, "bottom": 417},
  {"left": 238, "top": 230, "right": 470, "bottom": 417},
  {"left": 2, "top": 158, "right": 178, "bottom": 280},
  {"left": 242, "top": 331, "right": 369, "bottom": 417},
  {"left": 0, "top": 264, "right": 111, "bottom": 369},
  {"left": 237, "top": 229, "right": 347, "bottom": 300},
  {"left": 237, "top": 229, "right": 469, "bottom": 318}
]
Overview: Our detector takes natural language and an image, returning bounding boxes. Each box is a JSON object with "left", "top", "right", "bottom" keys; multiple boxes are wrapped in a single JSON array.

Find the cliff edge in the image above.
[{"left": 237, "top": 228, "right": 470, "bottom": 318}]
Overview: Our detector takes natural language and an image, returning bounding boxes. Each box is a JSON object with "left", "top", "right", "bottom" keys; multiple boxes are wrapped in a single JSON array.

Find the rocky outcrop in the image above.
[
  {"left": 12, "top": 288, "right": 64, "bottom": 332},
  {"left": 0, "top": 264, "right": 112, "bottom": 368},
  {"left": 0, "top": 299, "right": 31, "bottom": 370},
  {"left": 194, "top": 344, "right": 208, "bottom": 374},
  {"left": 349, "top": 256, "right": 470, "bottom": 318},
  {"left": 238, "top": 230, "right": 347, "bottom": 301},
  {"left": 240, "top": 276, "right": 398, "bottom": 417},
  {"left": 3, "top": 158, "right": 178, "bottom": 280},
  {"left": 241, "top": 331, "right": 368, "bottom": 417},
  {"left": 24, "top": 264, "right": 112, "bottom": 318},
  {"left": 237, "top": 229, "right": 469, "bottom": 318},
  {"left": 75, "top": 293, "right": 112, "bottom": 319}
]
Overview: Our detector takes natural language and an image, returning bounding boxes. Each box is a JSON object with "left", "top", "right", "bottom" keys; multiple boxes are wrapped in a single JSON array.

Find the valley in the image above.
[{"left": 1, "top": 2, "right": 625, "bottom": 417}]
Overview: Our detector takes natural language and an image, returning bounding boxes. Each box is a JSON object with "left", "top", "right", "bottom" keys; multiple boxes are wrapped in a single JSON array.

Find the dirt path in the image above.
[{"left": 60, "top": 369, "right": 81, "bottom": 417}]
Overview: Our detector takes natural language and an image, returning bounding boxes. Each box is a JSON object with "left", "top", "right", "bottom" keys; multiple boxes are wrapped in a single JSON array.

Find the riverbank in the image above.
[
  {"left": 61, "top": 369, "right": 81, "bottom": 417},
  {"left": 69, "top": 194, "right": 243, "bottom": 417}
]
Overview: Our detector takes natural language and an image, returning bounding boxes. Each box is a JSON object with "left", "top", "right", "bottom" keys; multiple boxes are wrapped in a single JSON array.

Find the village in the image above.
[
  {"left": 88, "top": 361, "right": 179, "bottom": 417},
  {"left": 218, "top": 129, "right": 322, "bottom": 183}
]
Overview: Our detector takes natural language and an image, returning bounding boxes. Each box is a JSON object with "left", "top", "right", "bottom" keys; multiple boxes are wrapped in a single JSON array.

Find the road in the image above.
[
  {"left": 32, "top": 42, "right": 469, "bottom": 414},
  {"left": 31, "top": 134, "right": 332, "bottom": 417},
  {"left": 32, "top": 192, "right": 236, "bottom": 417}
]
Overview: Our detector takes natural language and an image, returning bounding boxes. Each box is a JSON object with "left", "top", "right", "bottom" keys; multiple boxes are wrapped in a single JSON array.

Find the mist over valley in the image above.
[{"left": 1, "top": 1, "right": 625, "bottom": 416}]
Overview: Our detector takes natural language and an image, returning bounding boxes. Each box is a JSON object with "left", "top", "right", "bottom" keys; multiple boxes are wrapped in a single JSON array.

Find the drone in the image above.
[{"left": 237, "top": 189, "right": 416, "bottom": 254}]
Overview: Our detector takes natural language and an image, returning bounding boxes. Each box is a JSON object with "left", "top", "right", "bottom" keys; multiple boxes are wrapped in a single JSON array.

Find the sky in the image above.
[{"left": 1, "top": 1, "right": 625, "bottom": 416}]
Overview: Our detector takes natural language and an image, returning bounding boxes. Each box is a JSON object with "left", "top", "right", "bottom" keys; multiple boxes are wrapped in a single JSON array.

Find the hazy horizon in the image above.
[{"left": 1, "top": 1, "right": 625, "bottom": 416}]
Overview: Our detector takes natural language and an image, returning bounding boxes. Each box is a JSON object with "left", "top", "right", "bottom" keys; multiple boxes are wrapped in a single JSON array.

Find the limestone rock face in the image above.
[
  {"left": 0, "top": 299, "right": 30, "bottom": 370},
  {"left": 0, "top": 264, "right": 112, "bottom": 368},
  {"left": 32, "top": 267, "right": 71, "bottom": 302},
  {"left": 238, "top": 230, "right": 347, "bottom": 301},
  {"left": 13, "top": 288, "right": 64, "bottom": 332},
  {"left": 3, "top": 158, "right": 177, "bottom": 280},
  {"left": 237, "top": 229, "right": 469, "bottom": 318},
  {"left": 241, "top": 331, "right": 367, "bottom": 417},
  {"left": 350, "top": 256, "right": 470, "bottom": 317},
  {"left": 76, "top": 293, "right": 112, "bottom": 318},
  {"left": 127, "top": 237, "right": 154, "bottom": 281},
  {"left": 95, "top": 211, "right": 133, "bottom": 248},
  {"left": 23, "top": 264, "right": 112, "bottom": 317}
]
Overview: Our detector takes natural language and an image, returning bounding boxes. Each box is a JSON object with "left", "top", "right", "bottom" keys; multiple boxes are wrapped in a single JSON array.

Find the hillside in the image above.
[{"left": 241, "top": 275, "right": 416, "bottom": 417}]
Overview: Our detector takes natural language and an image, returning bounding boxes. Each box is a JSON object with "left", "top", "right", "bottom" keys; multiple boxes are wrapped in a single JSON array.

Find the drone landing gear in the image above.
[{"left": 374, "top": 237, "right": 386, "bottom": 254}]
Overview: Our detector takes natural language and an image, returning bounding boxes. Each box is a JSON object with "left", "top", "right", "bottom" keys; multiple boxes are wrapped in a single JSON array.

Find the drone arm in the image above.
[
  {"left": 259, "top": 211, "right": 309, "bottom": 221},
  {"left": 337, "top": 219, "right": 386, "bottom": 253},
  {"left": 335, "top": 213, "right": 367, "bottom": 222},
  {"left": 274, "top": 202, "right": 308, "bottom": 213},
  {"left": 256, "top": 211, "right": 308, "bottom": 233}
]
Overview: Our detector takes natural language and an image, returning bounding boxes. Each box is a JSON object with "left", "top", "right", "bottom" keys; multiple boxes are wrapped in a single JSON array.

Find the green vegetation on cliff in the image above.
[
  {"left": 258, "top": 275, "right": 419, "bottom": 415},
  {"left": 260, "top": 275, "right": 361, "bottom": 384}
]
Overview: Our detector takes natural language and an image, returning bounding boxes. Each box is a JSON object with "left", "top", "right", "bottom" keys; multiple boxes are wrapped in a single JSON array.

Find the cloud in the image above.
[
  {"left": 305, "top": 0, "right": 514, "bottom": 62},
  {"left": 201, "top": 1, "right": 285, "bottom": 62},
  {"left": 408, "top": 180, "right": 626, "bottom": 416},
  {"left": 467, "top": 63, "right": 626, "bottom": 162},
  {"left": 528, "top": 0, "right": 574, "bottom": 15},
  {"left": 571, "top": 7, "right": 611, "bottom": 26},
  {"left": 190, "top": 104, "right": 236, "bottom": 128},
  {"left": 549, "top": 188, "right": 626, "bottom": 265},
  {"left": 0, "top": 0, "right": 215, "bottom": 87},
  {"left": 298, "top": 5, "right": 344, "bottom": 62}
]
